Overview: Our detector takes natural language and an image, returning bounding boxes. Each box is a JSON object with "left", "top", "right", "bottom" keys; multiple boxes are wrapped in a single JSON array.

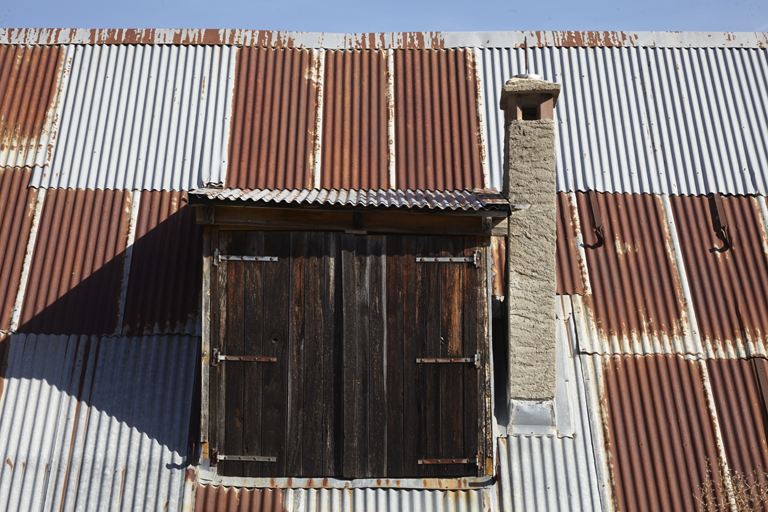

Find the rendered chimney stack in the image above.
[{"left": 500, "top": 75, "right": 561, "bottom": 400}]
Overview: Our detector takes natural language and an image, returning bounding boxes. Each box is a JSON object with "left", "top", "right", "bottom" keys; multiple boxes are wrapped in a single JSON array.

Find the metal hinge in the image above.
[
  {"left": 211, "top": 348, "right": 277, "bottom": 366},
  {"left": 418, "top": 453, "right": 482, "bottom": 470},
  {"left": 213, "top": 248, "right": 278, "bottom": 266},
  {"left": 416, "top": 351, "right": 480, "bottom": 369},
  {"left": 210, "top": 449, "right": 276, "bottom": 466},
  {"left": 416, "top": 251, "right": 481, "bottom": 268}
]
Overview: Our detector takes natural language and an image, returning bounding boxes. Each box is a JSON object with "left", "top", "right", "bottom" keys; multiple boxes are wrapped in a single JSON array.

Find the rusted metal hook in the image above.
[{"left": 587, "top": 190, "right": 605, "bottom": 248}]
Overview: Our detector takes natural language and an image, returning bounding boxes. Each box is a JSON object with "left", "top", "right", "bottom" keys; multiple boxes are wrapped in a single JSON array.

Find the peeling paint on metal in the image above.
[
  {"left": 8, "top": 186, "right": 45, "bottom": 333},
  {"left": 1, "top": 29, "right": 766, "bottom": 49},
  {"left": 386, "top": 49, "right": 396, "bottom": 190},
  {"left": 472, "top": 48, "right": 490, "bottom": 190},
  {"left": 0, "top": 45, "right": 66, "bottom": 170},
  {"left": 670, "top": 194, "right": 768, "bottom": 359},
  {"left": 576, "top": 192, "right": 695, "bottom": 356},
  {"left": 309, "top": 49, "right": 325, "bottom": 190}
]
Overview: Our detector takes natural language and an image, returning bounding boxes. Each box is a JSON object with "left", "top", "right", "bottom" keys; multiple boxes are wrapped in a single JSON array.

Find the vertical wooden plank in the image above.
[
  {"left": 262, "top": 231, "right": 291, "bottom": 477},
  {"left": 478, "top": 238, "right": 492, "bottom": 474},
  {"left": 222, "top": 232, "right": 247, "bottom": 476},
  {"left": 287, "top": 231, "right": 307, "bottom": 476},
  {"left": 463, "top": 236, "right": 481, "bottom": 476},
  {"left": 440, "top": 236, "right": 465, "bottom": 477},
  {"left": 354, "top": 234, "right": 371, "bottom": 477},
  {"left": 402, "top": 235, "right": 423, "bottom": 477},
  {"left": 386, "top": 235, "right": 405, "bottom": 476},
  {"left": 303, "top": 231, "right": 325, "bottom": 475},
  {"left": 341, "top": 234, "right": 358, "bottom": 478},
  {"left": 423, "top": 236, "right": 441, "bottom": 478},
  {"left": 209, "top": 227, "right": 220, "bottom": 459},
  {"left": 323, "top": 232, "right": 343, "bottom": 476},
  {"left": 243, "top": 232, "right": 265, "bottom": 477},
  {"left": 368, "top": 235, "right": 387, "bottom": 475}
]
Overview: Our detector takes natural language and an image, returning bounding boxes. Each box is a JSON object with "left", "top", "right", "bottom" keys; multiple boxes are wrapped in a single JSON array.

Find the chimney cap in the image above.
[{"left": 499, "top": 76, "right": 561, "bottom": 110}]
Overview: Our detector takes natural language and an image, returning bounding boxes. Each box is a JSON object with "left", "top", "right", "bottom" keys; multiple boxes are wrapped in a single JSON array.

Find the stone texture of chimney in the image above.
[{"left": 500, "top": 76, "right": 561, "bottom": 400}]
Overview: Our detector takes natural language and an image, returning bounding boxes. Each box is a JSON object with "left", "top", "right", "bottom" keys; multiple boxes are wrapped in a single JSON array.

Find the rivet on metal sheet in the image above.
[
  {"left": 587, "top": 190, "right": 605, "bottom": 248},
  {"left": 712, "top": 193, "right": 732, "bottom": 252}
]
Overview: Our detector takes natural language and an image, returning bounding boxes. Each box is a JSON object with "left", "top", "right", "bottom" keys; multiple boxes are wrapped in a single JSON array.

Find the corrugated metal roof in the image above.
[
  {"left": 671, "top": 194, "right": 768, "bottom": 359},
  {"left": 190, "top": 187, "right": 506, "bottom": 211},
  {"left": 497, "top": 297, "right": 605, "bottom": 512},
  {"left": 226, "top": 47, "right": 322, "bottom": 191},
  {"left": 122, "top": 191, "right": 202, "bottom": 336},
  {"left": 0, "top": 332, "right": 198, "bottom": 512},
  {"left": 282, "top": 487, "right": 492, "bottom": 512},
  {"left": 573, "top": 192, "right": 701, "bottom": 356},
  {"left": 707, "top": 358, "right": 768, "bottom": 477},
  {"left": 0, "top": 45, "right": 65, "bottom": 170},
  {"left": 0, "top": 168, "right": 40, "bottom": 331},
  {"left": 1, "top": 29, "right": 767, "bottom": 49},
  {"left": 480, "top": 46, "right": 768, "bottom": 195},
  {"left": 194, "top": 485, "right": 283, "bottom": 512},
  {"left": 555, "top": 192, "right": 587, "bottom": 295},
  {"left": 30, "top": 44, "right": 236, "bottom": 191},
  {"left": 394, "top": 48, "right": 486, "bottom": 191},
  {"left": 18, "top": 188, "right": 133, "bottom": 336},
  {"left": 320, "top": 49, "right": 390, "bottom": 190}
]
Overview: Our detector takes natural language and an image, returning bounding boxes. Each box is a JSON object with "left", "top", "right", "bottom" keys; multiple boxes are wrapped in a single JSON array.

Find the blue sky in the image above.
[{"left": 1, "top": 0, "right": 767, "bottom": 33}]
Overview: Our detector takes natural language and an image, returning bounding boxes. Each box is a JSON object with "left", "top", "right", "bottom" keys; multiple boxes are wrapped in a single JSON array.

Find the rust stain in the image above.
[
  {"left": 227, "top": 47, "right": 318, "bottom": 190},
  {"left": 0, "top": 168, "right": 39, "bottom": 330},
  {"left": 601, "top": 354, "right": 724, "bottom": 511},
  {"left": 18, "top": 189, "right": 132, "bottom": 336},
  {"left": 576, "top": 192, "right": 686, "bottom": 345},
  {"left": 670, "top": 195, "right": 768, "bottom": 358},
  {"left": 555, "top": 192, "right": 585, "bottom": 295},
  {"left": 5, "top": 458, "right": 11, "bottom": 468}
]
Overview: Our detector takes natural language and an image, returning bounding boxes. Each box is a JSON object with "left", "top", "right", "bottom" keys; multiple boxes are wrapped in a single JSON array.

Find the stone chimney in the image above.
[{"left": 500, "top": 75, "right": 561, "bottom": 401}]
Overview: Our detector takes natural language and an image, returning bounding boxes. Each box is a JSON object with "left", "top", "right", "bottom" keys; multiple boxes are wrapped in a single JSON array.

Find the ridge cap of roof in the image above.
[{"left": 1, "top": 28, "right": 765, "bottom": 49}]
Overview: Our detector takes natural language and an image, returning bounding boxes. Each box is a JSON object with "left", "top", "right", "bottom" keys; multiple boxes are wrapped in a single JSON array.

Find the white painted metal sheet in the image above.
[
  {"left": 30, "top": 44, "right": 236, "bottom": 191},
  {"left": 0, "top": 333, "right": 198, "bottom": 512},
  {"left": 480, "top": 46, "right": 768, "bottom": 196}
]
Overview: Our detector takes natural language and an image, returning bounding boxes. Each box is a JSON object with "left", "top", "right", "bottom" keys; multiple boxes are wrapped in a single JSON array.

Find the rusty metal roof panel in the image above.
[
  {"left": 395, "top": 49, "right": 485, "bottom": 191},
  {"left": 0, "top": 45, "right": 66, "bottom": 170},
  {"left": 0, "top": 168, "right": 41, "bottom": 331},
  {"left": 706, "top": 358, "right": 768, "bottom": 480},
  {"left": 194, "top": 485, "right": 284, "bottom": 512},
  {"left": 0, "top": 332, "right": 198, "bottom": 512},
  {"left": 190, "top": 187, "right": 506, "bottom": 211},
  {"left": 480, "top": 46, "right": 768, "bottom": 195},
  {"left": 122, "top": 191, "right": 202, "bottom": 336},
  {"left": 555, "top": 192, "right": 587, "bottom": 296},
  {"left": 670, "top": 194, "right": 768, "bottom": 359},
  {"left": 18, "top": 188, "right": 133, "bottom": 336},
  {"left": 226, "top": 47, "right": 321, "bottom": 191},
  {"left": 1, "top": 29, "right": 767, "bottom": 49},
  {"left": 320, "top": 49, "right": 390, "bottom": 190},
  {"left": 587, "top": 353, "right": 727, "bottom": 511},
  {"left": 573, "top": 192, "right": 703, "bottom": 356},
  {"left": 30, "top": 44, "right": 236, "bottom": 191}
]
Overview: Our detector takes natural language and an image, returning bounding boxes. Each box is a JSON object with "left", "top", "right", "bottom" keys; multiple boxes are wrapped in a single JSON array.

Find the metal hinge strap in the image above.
[
  {"left": 418, "top": 453, "right": 482, "bottom": 469},
  {"left": 210, "top": 449, "right": 276, "bottom": 465},
  {"left": 211, "top": 348, "right": 277, "bottom": 366},
  {"left": 416, "top": 251, "right": 481, "bottom": 268},
  {"left": 416, "top": 351, "right": 480, "bottom": 368},
  {"left": 213, "top": 248, "right": 278, "bottom": 266}
]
